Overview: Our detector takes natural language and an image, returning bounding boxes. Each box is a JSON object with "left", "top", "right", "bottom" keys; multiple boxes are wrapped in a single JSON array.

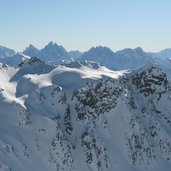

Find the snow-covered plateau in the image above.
[{"left": 0, "top": 57, "right": 171, "bottom": 171}]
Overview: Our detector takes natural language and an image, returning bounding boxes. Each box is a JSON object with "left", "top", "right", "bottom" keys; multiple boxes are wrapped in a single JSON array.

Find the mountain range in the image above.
[{"left": 1, "top": 42, "right": 171, "bottom": 75}]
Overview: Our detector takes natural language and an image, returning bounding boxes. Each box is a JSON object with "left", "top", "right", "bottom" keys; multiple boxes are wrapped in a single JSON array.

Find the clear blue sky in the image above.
[{"left": 0, "top": 0, "right": 171, "bottom": 52}]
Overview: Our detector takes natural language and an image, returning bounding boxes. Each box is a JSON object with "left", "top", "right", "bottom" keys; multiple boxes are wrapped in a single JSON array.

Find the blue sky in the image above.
[{"left": 0, "top": 0, "right": 171, "bottom": 52}]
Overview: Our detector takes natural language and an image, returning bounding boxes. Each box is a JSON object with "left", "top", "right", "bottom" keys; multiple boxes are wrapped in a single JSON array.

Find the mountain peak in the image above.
[
  {"left": 43, "top": 42, "right": 64, "bottom": 50},
  {"left": 28, "top": 44, "right": 37, "bottom": 49},
  {"left": 134, "top": 47, "right": 143, "bottom": 51},
  {"left": 116, "top": 47, "right": 144, "bottom": 54},
  {"left": 40, "top": 42, "right": 69, "bottom": 62},
  {"left": 45, "top": 41, "right": 54, "bottom": 48},
  {"left": 23, "top": 44, "right": 39, "bottom": 57},
  {"left": 134, "top": 47, "right": 145, "bottom": 55},
  {"left": 81, "top": 46, "right": 114, "bottom": 63},
  {"left": 23, "top": 42, "right": 70, "bottom": 63},
  {"left": 90, "top": 45, "right": 113, "bottom": 52}
]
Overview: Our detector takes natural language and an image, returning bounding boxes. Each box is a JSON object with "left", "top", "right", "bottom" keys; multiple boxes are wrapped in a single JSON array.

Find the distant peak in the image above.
[
  {"left": 44, "top": 41, "right": 60, "bottom": 49},
  {"left": 91, "top": 45, "right": 108, "bottom": 49},
  {"left": 28, "top": 44, "right": 34, "bottom": 48},
  {"left": 88, "top": 46, "right": 114, "bottom": 53},
  {"left": 46, "top": 41, "right": 56, "bottom": 48},
  {"left": 27, "top": 44, "right": 38, "bottom": 50},
  {"left": 134, "top": 47, "right": 144, "bottom": 52},
  {"left": 48, "top": 41, "right": 54, "bottom": 46},
  {"left": 23, "top": 44, "right": 39, "bottom": 57}
]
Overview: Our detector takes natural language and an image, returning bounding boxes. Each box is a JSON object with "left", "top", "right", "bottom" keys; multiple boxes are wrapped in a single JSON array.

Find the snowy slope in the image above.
[{"left": 0, "top": 58, "right": 171, "bottom": 171}]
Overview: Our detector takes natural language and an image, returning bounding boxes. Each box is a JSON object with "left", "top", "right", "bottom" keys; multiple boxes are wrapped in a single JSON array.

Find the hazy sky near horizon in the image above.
[{"left": 0, "top": 0, "right": 171, "bottom": 52}]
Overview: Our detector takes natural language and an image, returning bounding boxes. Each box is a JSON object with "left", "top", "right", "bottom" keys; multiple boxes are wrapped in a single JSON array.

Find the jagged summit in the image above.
[
  {"left": 27, "top": 44, "right": 38, "bottom": 50},
  {"left": 23, "top": 42, "right": 70, "bottom": 63},
  {"left": 42, "top": 41, "right": 57, "bottom": 51},
  {"left": 40, "top": 42, "right": 69, "bottom": 61}
]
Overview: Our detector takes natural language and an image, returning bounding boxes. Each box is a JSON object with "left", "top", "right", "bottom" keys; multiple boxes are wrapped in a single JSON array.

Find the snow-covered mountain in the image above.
[{"left": 0, "top": 58, "right": 171, "bottom": 171}]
